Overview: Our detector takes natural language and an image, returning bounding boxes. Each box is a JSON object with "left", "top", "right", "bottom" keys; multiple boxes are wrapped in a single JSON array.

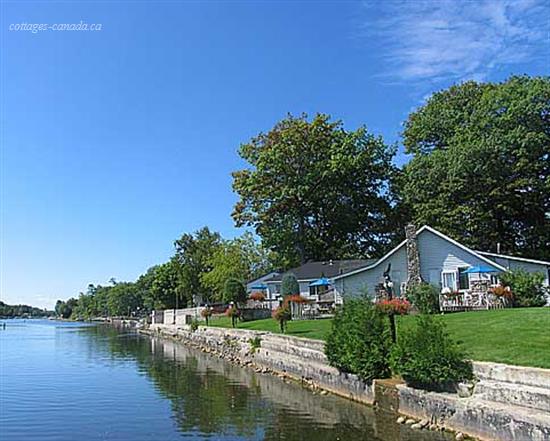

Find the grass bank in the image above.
[
  {"left": 206, "top": 308, "right": 550, "bottom": 368},
  {"left": 208, "top": 315, "right": 333, "bottom": 341}
]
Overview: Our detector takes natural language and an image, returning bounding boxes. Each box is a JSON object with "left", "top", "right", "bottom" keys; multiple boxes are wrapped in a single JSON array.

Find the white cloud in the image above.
[{"left": 362, "top": 0, "right": 549, "bottom": 83}]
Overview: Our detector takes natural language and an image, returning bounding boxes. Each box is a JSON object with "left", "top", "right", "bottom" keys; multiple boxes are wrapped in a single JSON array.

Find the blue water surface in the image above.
[{"left": 0, "top": 320, "right": 452, "bottom": 441}]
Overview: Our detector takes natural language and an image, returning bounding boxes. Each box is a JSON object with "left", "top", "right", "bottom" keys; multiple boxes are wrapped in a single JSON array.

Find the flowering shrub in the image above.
[
  {"left": 272, "top": 306, "right": 291, "bottom": 333},
  {"left": 200, "top": 307, "right": 212, "bottom": 325},
  {"left": 489, "top": 285, "right": 513, "bottom": 300},
  {"left": 250, "top": 292, "right": 266, "bottom": 302},
  {"left": 225, "top": 306, "right": 240, "bottom": 317},
  {"left": 375, "top": 298, "right": 411, "bottom": 315},
  {"left": 443, "top": 290, "right": 461, "bottom": 299},
  {"left": 282, "top": 294, "right": 309, "bottom": 308},
  {"left": 225, "top": 305, "right": 241, "bottom": 328}
]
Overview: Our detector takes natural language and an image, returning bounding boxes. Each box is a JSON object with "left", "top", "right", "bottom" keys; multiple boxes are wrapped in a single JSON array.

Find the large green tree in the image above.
[
  {"left": 106, "top": 282, "right": 143, "bottom": 317},
  {"left": 174, "top": 227, "right": 222, "bottom": 304},
  {"left": 232, "top": 113, "right": 398, "bottom": 267},
  {"left": 201, "top": 232, "right": 275, "bottom": 299},
  {"left": 149, "top": 259, "right": 182, "bottom": 310},
  {"left": 401, "top": 76, "right": 550, "bottom": 259},
  {"left": 136, "top": 265, "right": 161, "bottom": 313}
]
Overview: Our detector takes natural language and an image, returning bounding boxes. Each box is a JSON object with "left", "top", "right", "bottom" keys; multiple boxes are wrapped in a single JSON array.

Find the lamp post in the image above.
[{"left": 383, "top": 276, "right": 397, "bottom": 344}]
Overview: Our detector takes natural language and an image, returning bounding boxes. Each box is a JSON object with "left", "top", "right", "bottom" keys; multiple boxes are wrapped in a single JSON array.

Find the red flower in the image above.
[
  {"left": 250, "top": 292, "right": 266, "bottom": 302},
  {"left": 375, "top": 298, "right": 411, "bottom": 315},
  {"left": 225, "top": 306, "right": 240, "bottom": 318},
  {"left": 282, "top": 294, "right": 309, "bottom": 308}
]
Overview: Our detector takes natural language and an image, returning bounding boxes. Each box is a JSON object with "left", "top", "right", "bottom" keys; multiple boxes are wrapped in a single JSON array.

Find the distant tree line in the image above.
[
  {"left": 0, "top": 301, "right": 54, "bottom": 318},
  {"left": 55, "top": 230, "right": 277, "bottom": 319},
  {"left": 56, "top": 75, "right": 549, "bottom": 318}
]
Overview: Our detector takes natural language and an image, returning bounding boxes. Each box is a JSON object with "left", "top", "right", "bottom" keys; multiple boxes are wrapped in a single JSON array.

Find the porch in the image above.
[{"left": 439, "top": 280, "right": 512, "bottom": 312}]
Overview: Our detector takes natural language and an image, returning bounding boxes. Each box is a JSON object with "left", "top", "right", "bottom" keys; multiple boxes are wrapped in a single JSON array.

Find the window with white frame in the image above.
[
  {"left": 441, "top": 271, "right": 457, "bottom": 291},
  {"left": 458, "top": 267, "right": 470, "bottom": 290}
]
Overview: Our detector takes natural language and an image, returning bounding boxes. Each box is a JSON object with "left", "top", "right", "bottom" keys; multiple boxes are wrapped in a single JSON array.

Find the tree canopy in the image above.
[
  {"left": 400, "top": 76, "right": 550, "bottom": 259},
  {"left": 232, "top": 113, "right": 399, "bottom": 267},
  {"left": 222, "top": 278, "right": 247, "bottom": 305},
  {"left": 201, "top": 232, "right": 275, "bottom": 300},
  {"left": 0, "top": 301, "right": 53, "bottom": 318},
  {"left": 174, "top": 227, "right": 222, "bottom": 304},
  {"left": 55, "top": 228, "right": 274, "bottom": 317}
]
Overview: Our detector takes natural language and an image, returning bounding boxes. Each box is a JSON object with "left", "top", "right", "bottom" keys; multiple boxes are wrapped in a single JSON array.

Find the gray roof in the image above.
[
  {"left": 265, "top": 259, "right": 376, "bottom": 282},
  {"left": 476, "top": 251, "right": 550, "bottom": 266}
]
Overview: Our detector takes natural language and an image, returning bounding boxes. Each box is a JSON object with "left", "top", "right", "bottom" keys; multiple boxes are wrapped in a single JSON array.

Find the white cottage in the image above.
[{"left": 333, "top": 225, "right": 550, "bottom": 303}]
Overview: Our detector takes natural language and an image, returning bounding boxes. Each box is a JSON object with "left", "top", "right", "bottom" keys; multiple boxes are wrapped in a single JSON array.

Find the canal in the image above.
[{"left": 0, "top": 320, "right": 454, "bottom": 440}]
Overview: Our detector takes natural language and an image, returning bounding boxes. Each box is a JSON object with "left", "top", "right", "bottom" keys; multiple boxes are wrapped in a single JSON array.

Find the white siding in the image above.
[
  {"left": 335, "top": 226, "right": 549, "bottom": 302},
  {"left": 335, "top": 246, "right": 408, "bottom": 299},
  {"left": 417, "top": 230, "right": 502, "bottom": 287}
]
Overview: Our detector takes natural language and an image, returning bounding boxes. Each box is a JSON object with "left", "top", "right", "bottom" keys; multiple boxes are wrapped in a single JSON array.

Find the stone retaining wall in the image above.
[
  {"left": 148, "top": 323, "right": 375, "bottom": 404},
  {"left": 147, "top": 324, "right": 550, "bottom": 441}
]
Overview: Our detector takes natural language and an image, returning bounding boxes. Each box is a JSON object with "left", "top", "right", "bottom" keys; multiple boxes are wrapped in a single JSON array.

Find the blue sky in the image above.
[{"left": 1, "top": 0, "right": 548, "bottom": 309}]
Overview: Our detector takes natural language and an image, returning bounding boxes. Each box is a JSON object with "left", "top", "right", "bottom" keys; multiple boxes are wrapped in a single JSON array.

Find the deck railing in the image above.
[{"left": 439, "top": 291, "right": 510, "bottom": 312}]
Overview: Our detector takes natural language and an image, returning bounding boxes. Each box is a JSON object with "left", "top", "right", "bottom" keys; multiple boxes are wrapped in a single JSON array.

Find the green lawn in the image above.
[
  {"left": 205, "top": 308, "right": 550, "bottom": 368},
  {"left": 398, "top": 308, "right": 550, "bottom": 369},
  {"left": 207, "top": 315, "right": 333, "bottom": 341}
]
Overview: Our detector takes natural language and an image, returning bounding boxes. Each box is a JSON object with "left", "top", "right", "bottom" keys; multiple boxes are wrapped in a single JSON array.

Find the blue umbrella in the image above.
[
  {"left": 309, "top": 277, "right": 331, "bottom": 287},
  {"left": 463, "top": 265, "right": 501, "bottom": 274},
  {"left": 250, "top": 283, "right": 268, "bottom": 290}
]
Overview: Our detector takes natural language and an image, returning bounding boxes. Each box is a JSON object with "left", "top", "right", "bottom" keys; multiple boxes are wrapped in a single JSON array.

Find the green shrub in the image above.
[
  {"left": 190, "top": 319, "right": 200, "bottom": 332},
  {"left": 407, "top": 283, "right": 440, "bottom": 314},
  {"left": 248, "top": 336, "right": 262, "bottom": 353},
  {"left": 325, "top": 297, "right": 391, "bottom": 382},
  {"left": 223, "top": 278, "right": 247, "bottom": 305},
  {"left": 281, "top": 273, "right": 300, "bottom": 296},
  {"left": 500, "top": 269, "right": 547, "bottom": 308},
  {"left": 200, "top": 307, "right": 212, "bottom": 325},
  {"left": 390, "top": 315, "right": 473, "bottom": 391}
]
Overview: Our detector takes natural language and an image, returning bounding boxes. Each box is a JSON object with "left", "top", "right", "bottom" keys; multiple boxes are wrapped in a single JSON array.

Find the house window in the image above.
[
  {"left": 458, "top": 267, "right": 470, "bottom": 290},
  {"left": 442, "top": 271, "right": 457, "bottom": 291},
  {"left": 428, "top": 269, "right": 441, "bottom": 287}
]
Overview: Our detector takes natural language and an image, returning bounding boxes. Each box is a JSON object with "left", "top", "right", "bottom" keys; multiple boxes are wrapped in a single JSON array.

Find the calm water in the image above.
[{"left": 0, "top": 320, "right": 453, "bottom": 441}]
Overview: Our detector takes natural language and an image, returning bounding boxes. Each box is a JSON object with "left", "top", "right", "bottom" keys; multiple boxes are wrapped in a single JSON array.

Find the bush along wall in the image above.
[
  {"left": 325, "top": 297, "right": 474, "bottom": 392},
  {"left": 325, "top": 297, "right": 392, "bottom": 383},
  {"left": 390, "top": 314, "right": 474, "bottom": 392}
]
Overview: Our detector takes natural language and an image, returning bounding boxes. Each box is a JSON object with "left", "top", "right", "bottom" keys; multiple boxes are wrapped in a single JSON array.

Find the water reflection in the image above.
[{"left": 84, "top": 325, "right": 453, "bottom": 441}]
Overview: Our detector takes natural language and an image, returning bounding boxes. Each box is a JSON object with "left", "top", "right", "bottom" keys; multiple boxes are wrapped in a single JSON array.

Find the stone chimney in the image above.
[{"left": 405, "top": 224, "right": 422, "bottom": 291}]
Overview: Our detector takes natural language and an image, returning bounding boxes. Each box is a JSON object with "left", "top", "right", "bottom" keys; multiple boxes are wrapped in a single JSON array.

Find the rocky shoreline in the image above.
[
  {"left": 141, "top": 324, "right": 550, "bottom": 441},
  {"left": 141, "top": 325, "right": 473, "bottom": 440}
]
